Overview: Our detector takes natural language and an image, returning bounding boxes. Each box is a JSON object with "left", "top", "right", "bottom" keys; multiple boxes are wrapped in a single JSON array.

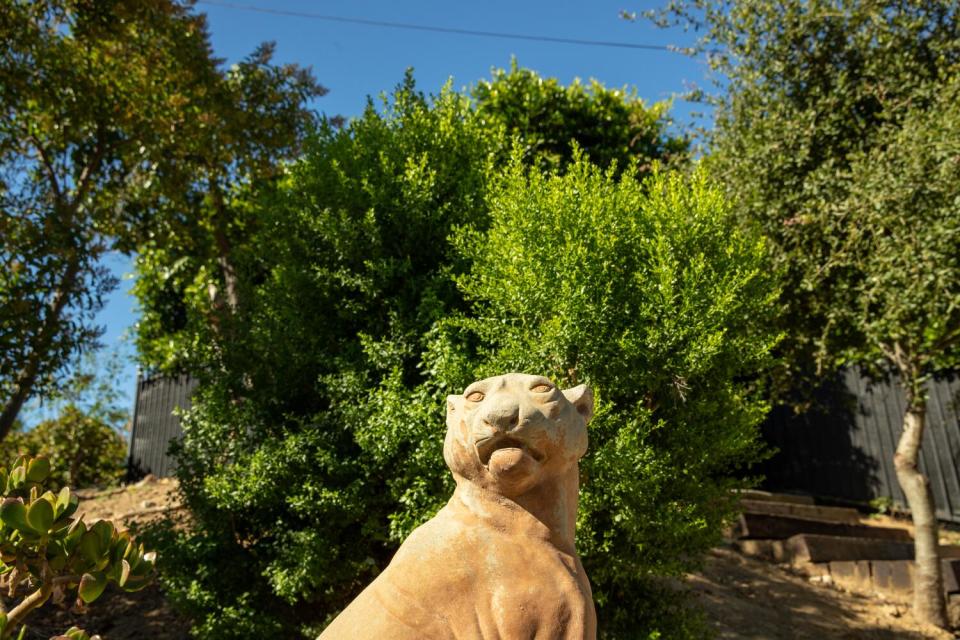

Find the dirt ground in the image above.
[
  {"left": 20, "top": 481, "right": 960, "bottom": 639},
  {"left": 690, "top": 546, "right": 956, "bottom": 640}
]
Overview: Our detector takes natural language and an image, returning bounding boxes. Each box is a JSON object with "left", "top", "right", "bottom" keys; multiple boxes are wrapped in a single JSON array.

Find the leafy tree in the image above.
[
  {"left": 132, "top": 40, "right": 327, "bottom": 374},
  {"left": 833, "top": 74, "right": 960, "bottom": 626},
  {"left": 0, "top": 0, "right": 216, "bottom": 440},
  {"left": 473, "top": 60, "right": 688, "bottom": 175},
  {"left": 648, "top": 0, "right": 960, "bottom": 626}
]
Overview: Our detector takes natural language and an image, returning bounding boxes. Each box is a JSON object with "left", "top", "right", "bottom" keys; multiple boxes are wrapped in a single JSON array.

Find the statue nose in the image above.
[{"left": 483, "top": 404, "right": 520, "bottom": 432}]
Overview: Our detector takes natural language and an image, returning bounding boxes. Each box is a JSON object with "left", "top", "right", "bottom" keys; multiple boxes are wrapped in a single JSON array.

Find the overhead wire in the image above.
[{"left": 194, "top": 0, "right": 689, "bottom": 53}]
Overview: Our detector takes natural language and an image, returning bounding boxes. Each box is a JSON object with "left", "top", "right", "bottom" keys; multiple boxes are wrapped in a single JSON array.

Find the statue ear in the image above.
[
  {"left": 446, "top": 395, "right": 460, "bottom": 415},
  {"left": 562, "top": 385, "right": 594, "bottom": 424}
]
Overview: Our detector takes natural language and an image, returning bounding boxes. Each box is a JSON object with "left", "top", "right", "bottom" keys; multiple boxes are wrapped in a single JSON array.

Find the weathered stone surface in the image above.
[
  {"left": 318, "top": 373, "right": 597, "bottom": 640},
  {"left": 735, "top": 489, "right": 815, "bottom": 505},
  {"left": 735, "top": 538, "right": 788, "bottom": 562},
  {"left": 739, "top": 499, "right": 861, "bottom": 525},
  {"left": 948, "top": 593, "right": 960, "bottom": 628},
  {"left": 735, "top": 513, "right": 912, "bottom": 541},
  {"left": 942, "top": 559, "right": 960, "bottom": 594},
  {"left": 871, "top": 560, "right": 914, "bottom": 594},
  {"left": 828, "top": 560, "right": 872, "bottom": 591},
  {"left": 785, "top": 534, "right": 916, "bottom": 563}
]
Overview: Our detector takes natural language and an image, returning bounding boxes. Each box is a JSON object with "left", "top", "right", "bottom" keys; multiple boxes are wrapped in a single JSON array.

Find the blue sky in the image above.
[{"left": 47, "top": 0, "right": 713, "bottom": 425}]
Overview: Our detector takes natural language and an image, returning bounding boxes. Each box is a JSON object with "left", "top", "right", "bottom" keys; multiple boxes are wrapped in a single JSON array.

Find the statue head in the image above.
[{"left": 444, "top": 373, "right": 593, "bottom": 498}]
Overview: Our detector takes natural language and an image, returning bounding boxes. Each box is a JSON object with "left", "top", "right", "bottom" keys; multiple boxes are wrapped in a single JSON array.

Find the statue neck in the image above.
[{"left": 453, "top": 467, "right": 580, "bottom": 554}]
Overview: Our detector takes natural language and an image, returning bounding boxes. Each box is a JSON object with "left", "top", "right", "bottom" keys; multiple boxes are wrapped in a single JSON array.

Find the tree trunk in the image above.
[
  {"left": 210, "top": 180, "right": 240, "bottom": 314},
  {"left": 894, "top": 389, "right": 948, "bottom": 628},
  {"left": 0, "top": 260, "right": 81, "bottom": 441}
]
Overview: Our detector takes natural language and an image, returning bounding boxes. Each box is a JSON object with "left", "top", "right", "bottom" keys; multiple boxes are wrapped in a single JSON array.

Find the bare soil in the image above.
[
  {"left": 689, "top": 546, "right": 956, "bottom": 639},
  {"left": 20, "top": 481, "right": 960, "bottom": 639}
]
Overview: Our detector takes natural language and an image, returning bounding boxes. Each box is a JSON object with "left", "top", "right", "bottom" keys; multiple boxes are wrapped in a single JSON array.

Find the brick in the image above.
[
  {"left": 871, "top": 560, "right": 914, "bottom": 594},
  {"left": 829, "top": 560, "right": 872, "bottom": 591},
  {"left": 736, "top": 513, "right": 913, "bottom": 541},
  {"left": 786, "top": 534, "right": 915, "bottom": 563},
  {"left": 740, "top": 499, "right": 862, "bottom": 525}
]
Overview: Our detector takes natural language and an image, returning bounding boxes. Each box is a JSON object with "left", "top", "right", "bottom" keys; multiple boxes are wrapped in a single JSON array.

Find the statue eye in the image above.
[
  {"left": 465, "top": 391, "right": 485, "bottom": 402},
  {"left": 531, "top": 384, "right": 552, "bottom": 393}
]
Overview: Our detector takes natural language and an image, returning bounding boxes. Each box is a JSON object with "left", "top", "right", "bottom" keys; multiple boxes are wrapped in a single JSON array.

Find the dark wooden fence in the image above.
[
  {"left": 126, "top": 373, "right": 197, "bottom": 478},
  {"left": 760, "top": 368, "right": 960, "bottom": 524}
]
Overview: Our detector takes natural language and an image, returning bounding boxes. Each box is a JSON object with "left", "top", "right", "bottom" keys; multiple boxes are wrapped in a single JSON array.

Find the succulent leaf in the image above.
[
  {"left": 0, "top": 498, "right": 29, "bottom": 532},
  {"left": 78, "top": 571, "right": 107, "bottom": 603},
  {"left": 26, "top": 498, "right": 54, "bottom": 533},
  {"left": 25, "top": 457, "right": 51, "bottom": 483},
  {"left": 79, "top": 530, "right": 101, "bottom": 564}
]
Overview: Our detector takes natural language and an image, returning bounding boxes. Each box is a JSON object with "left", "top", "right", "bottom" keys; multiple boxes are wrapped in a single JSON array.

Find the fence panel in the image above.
[
  {"left": 761, "top": 369, "right": 960, "bottom": 523},
  {"left": 126, "top": 373, "right": 197, "bottom": 478}
]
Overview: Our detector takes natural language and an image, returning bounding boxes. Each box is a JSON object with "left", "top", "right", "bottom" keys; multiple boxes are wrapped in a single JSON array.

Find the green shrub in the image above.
[
  {"left": 472, "top": 157, "right": 777, "bottom": 634},
  {"left": 397, "top": 155, "right": 780, "bottom": 637},
  {"left": 1, "top": 406, "right": 127, "bottom": 490},
  {"left": 0, "top": 455, "right": 154, "bottom": 640},
  {"left": 2, "top": 352, "right": 129, "bottom": 490},
  {"left": 143, "top": 77, "right": 499, "bottom": 639}
]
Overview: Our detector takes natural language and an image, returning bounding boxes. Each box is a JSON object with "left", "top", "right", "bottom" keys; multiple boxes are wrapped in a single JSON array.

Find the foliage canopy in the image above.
[{"left": 137, "top": 70, "right": 778, "bottom": 638}]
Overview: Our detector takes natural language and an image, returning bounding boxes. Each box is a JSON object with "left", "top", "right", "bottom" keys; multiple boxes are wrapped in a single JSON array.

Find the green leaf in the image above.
[
  {"left": 56, "top": 487, "right": 73, "bottom": 517},
  {"left": 119, "top": 559, "right": 131, "bottom": 587},
  {"left": 78, "top": 571, "right": 107, "bottom": 603},
  {"left": 79, "top": 530, "right": 101, "bottom": 564},
  {"left": 92, "top": 520, "right": 114, "bottom": 552},
  {"left": 64, "top": 519, "right": 87, "bottom": 553},
  {"left": 26, "top": 498, "right": 54, "bottom": 533},
  {"left": 25, "top": 457, "right": 50, "bottom": 483},
  {"left": 0, "top": 499, "right": 29, "bottom": 532}
]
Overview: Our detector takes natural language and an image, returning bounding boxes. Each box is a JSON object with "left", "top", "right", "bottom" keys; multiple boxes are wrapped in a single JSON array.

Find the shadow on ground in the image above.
[{"left": 689, "top": 547, "right": 953, "bottom": 639}]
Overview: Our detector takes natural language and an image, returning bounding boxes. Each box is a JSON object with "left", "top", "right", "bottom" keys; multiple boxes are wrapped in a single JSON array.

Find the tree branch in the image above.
[
  {"left": 31, "top": 139, "right": 62, "bottom": 204},
  {"left": 74, "top": 137, "right": 107, "bottom": 206},
  {"left": 4, "top": 582, "right": 51, "bottom": 636},
  {"left": 0, "top": 258, "right": 83, "bottom": 440}
]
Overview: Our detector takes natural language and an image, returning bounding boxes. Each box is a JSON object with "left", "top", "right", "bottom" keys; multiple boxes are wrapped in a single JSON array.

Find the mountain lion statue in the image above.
[{"left": 318, "top": 373, "right": 597, "bottom": 640}]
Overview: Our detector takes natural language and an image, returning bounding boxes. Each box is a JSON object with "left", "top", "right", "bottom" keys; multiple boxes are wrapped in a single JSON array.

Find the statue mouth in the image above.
[{"left": 474, "top": 434, "right": 545, "bottom": 467}]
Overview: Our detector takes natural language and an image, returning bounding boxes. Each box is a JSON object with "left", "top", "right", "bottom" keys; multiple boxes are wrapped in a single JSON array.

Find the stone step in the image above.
[
  {"left": 736, "top": 489, "right": 815, "bottom": 505},
  {"left": 739, "top": 499, "right": 862, "bottom": 525},
  {"left": 735, "top": 513, "right": 913, "bottom": 542},
  {"left": 786, "top": 534, "right": 915, "bottom": 563},
  {"left": 738, "top": 534, "right": 960, "bottom": 564},
  {"left": 822, "top": 558, "right": 960, "bottom": 596}
]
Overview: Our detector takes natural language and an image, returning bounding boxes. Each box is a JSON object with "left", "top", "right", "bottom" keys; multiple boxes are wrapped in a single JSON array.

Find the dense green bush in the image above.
[
  {"left": 413, "top": 155, "right": 779, "bottom": 637},
  {"left": 139, "top": 71, "right": 771, "bottom": 639},
  {"left": 144, "top": 78, "right": 498, "bottom": 639}
]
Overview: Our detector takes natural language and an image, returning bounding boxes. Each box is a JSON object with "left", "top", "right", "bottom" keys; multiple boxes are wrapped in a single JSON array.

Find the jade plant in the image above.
[{"left": 0, "top": 455, "right": 155, "bottom": 639}]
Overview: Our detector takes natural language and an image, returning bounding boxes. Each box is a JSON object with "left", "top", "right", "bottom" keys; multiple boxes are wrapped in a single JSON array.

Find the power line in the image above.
[{"left": 194, "top": 1, "right": 684, "bottom": 52}]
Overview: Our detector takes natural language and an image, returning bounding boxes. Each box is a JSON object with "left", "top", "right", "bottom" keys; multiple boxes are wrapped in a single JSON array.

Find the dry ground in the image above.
[
  {"left": 690, "top": 546, "right": 956, "bottom": 639},
  {"left": 20, "top": 480, "right": 960, "bottom": 639}
]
